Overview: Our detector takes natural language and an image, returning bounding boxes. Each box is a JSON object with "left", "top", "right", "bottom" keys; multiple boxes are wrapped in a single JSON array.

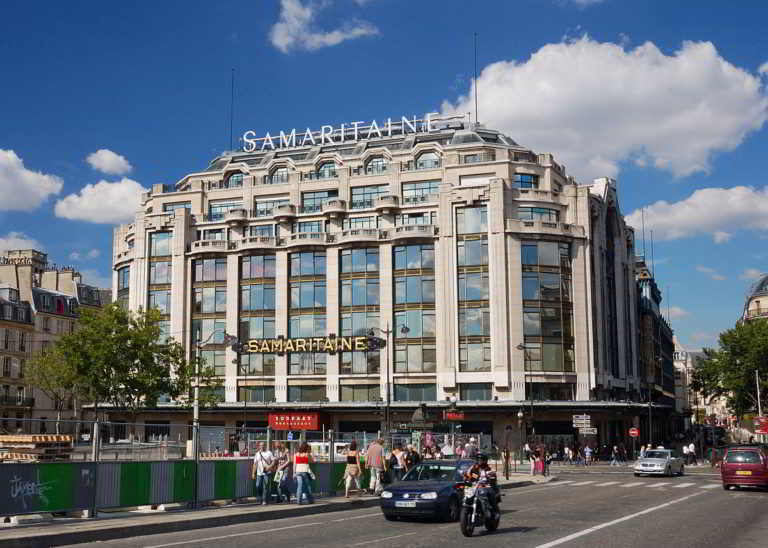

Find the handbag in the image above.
[{"left": 308, "top": 469, "right": 316, "bottom": 481}]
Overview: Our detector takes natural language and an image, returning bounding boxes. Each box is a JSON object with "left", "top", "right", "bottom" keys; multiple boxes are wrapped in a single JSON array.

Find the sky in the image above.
[{"left": 1, "top": 0, "right": 767, "bottom": 351}]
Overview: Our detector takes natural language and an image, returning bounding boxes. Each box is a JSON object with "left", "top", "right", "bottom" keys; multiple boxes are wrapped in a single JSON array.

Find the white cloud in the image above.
[
  {"left": 740, "top": 268, "right": 763, "bottom": 281},
  {"left": 0, "top": 232, "right": 44, "bottom": 253},
  {"left": 269, "top": 0, "right": 378, "bottom": 53},
  {"left": 78, "top": 268, "right": 112, "bottom": 289},
  {"left": 667, "top": 306, "right": 689, "bottom": 320},
  {"left": 86, "top": 149, "right": 132, "bottom": 175},
  {"left": 68, "top": 252, "right": 81, "bottom": 261},
  {"left": 563, "top": 0, "right": 606, "bottom": 6},
  {"left": 626, "top": 186, "right": 768, "bottom": 243},
  {"left": 759, "top": 61, "right": 768, "bottom": 75},
  {"left": 0, "top": 150, "right": 63, "bottom": 211},
  {"left": 68, "top": 248, "right": 101, "bottom": 261},
  {"left": 696, "top": 265, "right": 726, "bottom": 281},
  {"left": 441, "top": 37, "right": 768, "bottom": 181},
  {"left": 54, "top": 178, "right": 146, "bottom": 224},
  {"left": 87, "top": 248, "right": 100, "bottom": 259}
]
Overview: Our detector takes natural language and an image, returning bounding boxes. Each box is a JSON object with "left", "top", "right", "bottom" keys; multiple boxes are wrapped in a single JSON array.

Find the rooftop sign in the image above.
[{"left": 241, "top": 113, "right": 467, "bottom": 152}]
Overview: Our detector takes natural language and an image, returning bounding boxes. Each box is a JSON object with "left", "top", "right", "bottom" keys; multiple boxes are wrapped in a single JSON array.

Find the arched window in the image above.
[
  {"left": 365, "top": 156, "right": 388, "bottom": 175},
  {"left": 316, "top": 162, "right": 337, "bottom": 179},
  {"left": 267, "top": 166, "right": 289, "bottom": 184},
  {"left": 227, "top": 173, "right": 244, "bottom": 188},
  {"left": 416, "top": 151, "right": 440, "bottom": 170}
]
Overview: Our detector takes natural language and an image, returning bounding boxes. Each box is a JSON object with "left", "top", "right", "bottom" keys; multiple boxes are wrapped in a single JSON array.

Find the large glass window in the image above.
[
  {"left": 289, "top": 352, "right": 327, "bottom": 375},
  {"left": 341, "top": 248, "right": 378, "bottom": 273},
  {"left": 239, "top": 385, "right": 275, "bottom": 402},
  {"left": 340, "top": 351, "right": 380, "bottom": 375},
  {"left": 394, "top": 383, "right": 436, "bottom": 401},
  {"left": 458, "top": 307, "right": 490, "bottom": 336},
  {"left": 266, "top": 166, "right": 289, "bottom": 185},
  {"left": 239, "top": 316, "right": 276, "bottom": 340},
  {"left": 343, "top": 217, "right": 378, "bottom": 230},
  {"left": 395, "top": 212, "right": 437, "bottom": 226},
  {"left": 394, "top": 275, "right": 435, "bottom": 304},
  {"left": 394, "top": 309, "right": 436, "bottom": 338},
  {"left": 254, "top": 198, "right": 289, "bottom": 217},
  {"left": 365, "top": 156, "right": 388, "bottom": 175},
  {"left": 227, "top": 173, "right": 244, "bottom": 188},
  {"left": 149, "top": 290, "right": 171, "bottom": 314},
  {"left": 208, "top": 200, "right": 242, "bottom": 221},
  {"left": 287, "top": 385, "right": 327, "bottom": 402},
  {"left": 301, "top": 190, "right": 337, "bottom": 212},
  {"left": 193, "top": 287, "right": 227, "bottom": 313},
  {"left": 249, "top": 225, "right": 274, "bottom": 237},
  {"left": 149, "top": 261, "right": 171, "bottom": 284},
  {"left": 458, "top": 272, "right": 489, "bottom": 301},
  {"left": 459, "top": 343, "right": 491, "bottom": 372},
  {"left": 340, "top": 385, "right": 380, "bottom": 402},
  {"left": 456, "top": 205, "right": 487, "bottom": 234},
  {"left": 393, "top": 244, "right": 435, "bottom": 270},
  {"left": 341, "top": 311, "right": 379, "bottom": 337},
  {"left": 193, "top": 258, "right": 227, "bottom": 282},
  {"left": 163, "top": 202, "right": 191, "bottom": 213},
  {"left": 416, "top": 152, "right": 440, "bottom": 170},
  {"left": 316, "top": 162, "right": 337, "bottom": 179},
  {"left": 518, "top": 207, "right": 559, "bottom": 222},
  {"left": 150, "top": 232, "right": 171, "bottom": 256},
  {"left": 514, "top": 173, "right": 539, "bottom": 189},
  {"left": 241, "top": 255, "right": 276, "bottom": 279},
  {"left": 290, "top": 251, "right": 326, "bottom": 277},
  {"left": 402, "top": 181, "right": 440, "bottom": 203},
  {"left": 290, "top": 281, "right": 327, "bottom": 308},
  {"left": 394, "top": 343, "right": 436, "bottom": 373},
  {"left": 341, "top": 279, "right": 378, "bottom": 306},
  {"left": 457, "top": 238, "right": 488, "bottom": 266},
  {"left": 241, "top": 284, "right": 275, "bottom": 311},
  {"left": 200, "top": 350, "right": 226, "bottom": 376},
  {"left": 117, "top": 267, "right": 130, "bottom": 290},
  {"left": 191, "top": 319, "right": 226, "bottom": 344},
  {"left": 293, "top": 220, "right": 326, "bottom": 233},
  {"left": 350, "top": 185, "right": 388, "bottom": 209},
  {"left": 459, "top": 383, "right": 492, "bottom": 401},
  {"left": 288, "top": 313, "right": 326, "bottom": 338},
  {"left": 239, "top": 353, "right": 275, "bottom": 376}
]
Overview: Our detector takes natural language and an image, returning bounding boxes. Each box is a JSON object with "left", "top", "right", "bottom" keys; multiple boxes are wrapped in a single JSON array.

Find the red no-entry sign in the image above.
[{"left": 629, "top": 427, "right": 640, "bottom": 438}]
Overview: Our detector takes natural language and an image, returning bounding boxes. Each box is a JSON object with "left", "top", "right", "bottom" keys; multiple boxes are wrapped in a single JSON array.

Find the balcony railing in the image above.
[
  {"left": 299, "top": 205, "right": 323, "bottom": 214},
  {"left": 461, "top": 152, "right": 496, "bottom": 164},
  {"left": 351, "top": 164, "right": 389, "bottom": 176},
  {"left": 401, "top": 159, "right": 441, "bottom": 171},
  {"left": 746, "top": 308, "right": 768, "bottom": 319},
  {"left": 349, "top": 199, "right": 374, "bottom": 209},
  {"left": 303, "top": 170, "right": 337, "bottom": 181},
  {"left": 264, "top": 173, "right": 290, "bottom": 185},
  {"left": 402, "top": 194, "right": 436, "bottom": 204}
]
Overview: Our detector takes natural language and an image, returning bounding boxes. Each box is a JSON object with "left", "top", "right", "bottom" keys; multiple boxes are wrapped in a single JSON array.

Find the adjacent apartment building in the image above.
[
  {"left": 0, "top": 249, "right": 107, "bottom": 433},
  {"left": 111, "top": 116, "right": 665, "bottom": 446}
]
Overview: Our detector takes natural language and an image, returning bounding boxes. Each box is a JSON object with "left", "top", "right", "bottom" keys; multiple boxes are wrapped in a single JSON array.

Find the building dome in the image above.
[
  {"left": 748, "top": 274, "right": 768, "bottom": 299},
  {"left": 744, "top": 273, "right": 768, "bottom": 321}
]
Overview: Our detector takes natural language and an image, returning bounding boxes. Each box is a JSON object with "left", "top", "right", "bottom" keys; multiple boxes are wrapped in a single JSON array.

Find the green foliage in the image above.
[
  {"left": 33, "top": 303, "right": 221, "bottom": 415},
  {"left": 690, "top": 319, "right": 768, "bottom": 416},
  {"left": 25, "top": 346, "right": 80, "bottom": 415}
]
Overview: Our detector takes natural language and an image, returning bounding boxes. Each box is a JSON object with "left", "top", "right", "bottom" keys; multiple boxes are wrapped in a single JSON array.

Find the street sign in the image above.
[
  {"left": 572, "top": 420, "right": 591, "bottom": 426},
  {"left": 572, "top": 414, "right": 591, "bottom": 421},
  {"left": 443, "top": 410, "right": 465, "bottom": 421},
  {"left": 579, "top": 428, "right": 597, "bottom": 435},
  {"left": 629, "top": 427, "right": 640, "bottom": 438}
]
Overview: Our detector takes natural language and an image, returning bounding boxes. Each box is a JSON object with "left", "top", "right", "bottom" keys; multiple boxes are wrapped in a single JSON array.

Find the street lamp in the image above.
[
  {"left": 369, "top": 323, "right": 409, "bottom": 438},
  {"left": 517, "top": 410, "right": 524, "bottom": 472},
  {"left": 516, "top": 343, "right": 534, "bottom": 437}
]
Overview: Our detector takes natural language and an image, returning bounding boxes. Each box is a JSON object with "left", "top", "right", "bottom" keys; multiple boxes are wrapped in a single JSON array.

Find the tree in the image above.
[
  {"left": 25, "top": 347, "right": 81, "bottom": 433},
  {"left": 46, "top": 303, "right": 221, "bottom": 431},
  {"left": 690, "top": 319, "right": 768, "bottom": 418}
]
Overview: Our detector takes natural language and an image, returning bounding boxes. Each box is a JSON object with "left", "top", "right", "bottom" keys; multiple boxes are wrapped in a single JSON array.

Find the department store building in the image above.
[{"left": 112, "top": 116, "right": 660, "bottom": 446}]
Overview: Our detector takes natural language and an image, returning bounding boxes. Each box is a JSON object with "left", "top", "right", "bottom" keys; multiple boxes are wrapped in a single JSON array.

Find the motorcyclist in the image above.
[{"left": 464, "top": 453, "right": 500, "bottom": 519}]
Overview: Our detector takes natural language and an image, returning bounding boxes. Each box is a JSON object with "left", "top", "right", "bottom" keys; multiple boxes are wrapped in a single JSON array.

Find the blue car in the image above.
[{"left": 379, "top": 460, "right": 474, "bottom": 522}]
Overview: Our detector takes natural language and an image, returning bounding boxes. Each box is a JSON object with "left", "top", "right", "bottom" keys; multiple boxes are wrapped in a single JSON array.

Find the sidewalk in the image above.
[{"left": 0, "top": 474, "right": 554, "bottom": 548}]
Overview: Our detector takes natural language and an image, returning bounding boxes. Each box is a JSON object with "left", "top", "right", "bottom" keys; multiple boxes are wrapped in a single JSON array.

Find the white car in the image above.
[{"left": 634, "top": 449, "right": 684, "bottom": 476}]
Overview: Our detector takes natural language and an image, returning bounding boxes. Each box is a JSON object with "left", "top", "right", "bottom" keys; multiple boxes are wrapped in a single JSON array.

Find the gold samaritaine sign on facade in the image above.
[{"left": 245, "top": 336, "right": 368, "bottom": 353}]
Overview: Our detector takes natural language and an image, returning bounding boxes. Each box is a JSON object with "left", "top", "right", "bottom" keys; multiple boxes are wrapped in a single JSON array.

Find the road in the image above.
[{"left": 63, "top": 469, "right": 768, "bottom": 548}]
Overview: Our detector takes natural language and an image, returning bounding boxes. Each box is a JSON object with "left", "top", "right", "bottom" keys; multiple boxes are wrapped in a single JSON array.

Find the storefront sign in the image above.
[
  {"left": 629, "top": 427, "right": 640, "bottom": 438},
  {"left": 241, "top": 113, "right": 465, "bottom": 152},
  {"left": 246, "top": 336, "right": 367, "bottom": 353},
  {"left": 754, "top": 417, "right": 768, "bottom": 434},
  {"left": 443, "top": 410, "right": 465, "bottom": 421},
  {"left": 268, "top": 412, "right": 329, "bottom": 431}
]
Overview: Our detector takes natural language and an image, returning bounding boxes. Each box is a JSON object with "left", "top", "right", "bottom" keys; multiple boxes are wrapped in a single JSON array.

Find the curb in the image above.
[{"left": 0, "top": 479, "right": 549, "bottom": 547}]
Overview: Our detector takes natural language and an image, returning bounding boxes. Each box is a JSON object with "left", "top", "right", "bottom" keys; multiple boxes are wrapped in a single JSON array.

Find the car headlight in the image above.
[
  {"left": 380, "top": 491, "right": 393, "bottom": 499},
  {"left": 419, "top": 492, "right": 438, "bottom": 500}
]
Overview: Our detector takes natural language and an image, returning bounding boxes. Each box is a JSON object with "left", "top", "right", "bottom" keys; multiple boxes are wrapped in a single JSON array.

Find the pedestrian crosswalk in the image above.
[{"left": 555, "top": 480, "right": 720, "bottom": 490}]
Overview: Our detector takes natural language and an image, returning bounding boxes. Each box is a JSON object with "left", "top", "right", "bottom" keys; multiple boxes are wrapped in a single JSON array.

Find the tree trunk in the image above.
[{"left": 55, "top": 408, "right": 62, "bottom": 434}]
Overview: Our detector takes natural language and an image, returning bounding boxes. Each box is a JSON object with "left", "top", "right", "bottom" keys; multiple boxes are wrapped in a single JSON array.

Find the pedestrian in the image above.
[
  {"left": 344, "top": 441, "right": 362, "bottom": 498},
  {"left": 366, "top": 438, "right": 385, "bottom": 495},
  {"left": 252, "top": 442, "right": 276, "bottom": 505},
  {"left": 584, "top": 445, "right": 593, "bottom": 466},
  {"left": 294, "top": 442, "right": 315, "bottom": 505},
  {"left": 544, "top": 450, "right": 553, "bottom": 476},
  {"left": 639, "top": 444, "right": 647, "bottom": 459},
  {"left": 465, "top": 437, "right": 479, "bottom": 458},
  {"left": 524, "top": 442, "right": 535, "bottom": 475},
  {"left": 682, "top": 443, "right": 690, "bottom": 465},
  {"left": 390, "top": 444, "right": 405, "bottom": 481},
  {"left": 610, "top": 445, "right": 620, "bottom": 467},
  {"left": 441, "top": 437, "right": 454, "bottom": 459},
  {"left": 688, "top": 441, "right": 697, "bottom": 465},
  {"left": 405, "top": 444, "right": 420, "bottom": 473}
]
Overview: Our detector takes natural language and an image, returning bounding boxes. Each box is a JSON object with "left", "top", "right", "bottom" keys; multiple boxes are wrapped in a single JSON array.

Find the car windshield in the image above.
[
  {"left": 645, "top": 451, "right": 670, "bottom": 459},
  {"left": 725, "top": 451, "right": 761, "bottom": 464},
  {"left": 401, "top": 464, "right": 459, "bottom": 482}
]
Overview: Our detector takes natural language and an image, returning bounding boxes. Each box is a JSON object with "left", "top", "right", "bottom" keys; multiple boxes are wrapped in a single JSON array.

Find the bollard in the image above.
[{"left": 328, "top": 429, "right": 334, "bottom": 497}]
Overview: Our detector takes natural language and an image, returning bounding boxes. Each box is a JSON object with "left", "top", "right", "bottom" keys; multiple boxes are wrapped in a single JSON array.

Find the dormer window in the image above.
[
  {"left": 227, "top": 173, "right": 244, "bottom": 188},
  {"left": 316, "top": 162, "right": 337, "bottom": 180},
  {"left": 416, "top": 151, "right": 440, "bottom": 170},
  {"left": 365, "top": 157, "right": 388, "bottom": 175}
]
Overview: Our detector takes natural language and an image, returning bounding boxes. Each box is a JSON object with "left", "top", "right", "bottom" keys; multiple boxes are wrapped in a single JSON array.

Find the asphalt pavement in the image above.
[{"left": 57, "top": 468, "right": 768, "bottom": 548}]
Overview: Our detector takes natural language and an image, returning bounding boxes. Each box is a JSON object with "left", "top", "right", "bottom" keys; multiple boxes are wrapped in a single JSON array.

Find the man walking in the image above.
[
  {"left": 366, "top": 438, "right": 385, "bottom": 495},
  {"left": 253, "top": 442, "right": 275, "bottom": 505},
  {"left": 688, "top": 441, "right": 697, "bottom": 465},
  {"left": 683, "top": 443, "right": 690, "bottom": 465}
]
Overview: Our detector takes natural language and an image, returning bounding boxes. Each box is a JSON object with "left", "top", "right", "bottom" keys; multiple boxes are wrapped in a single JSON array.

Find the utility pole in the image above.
[{"left": 757, "top": 370, "right": 763, "bottom": 443}]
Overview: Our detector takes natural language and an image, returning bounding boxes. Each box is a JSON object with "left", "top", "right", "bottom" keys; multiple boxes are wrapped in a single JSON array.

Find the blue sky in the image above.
[{"left": 1, "top": 0, "right": 767, "bottom": 350}]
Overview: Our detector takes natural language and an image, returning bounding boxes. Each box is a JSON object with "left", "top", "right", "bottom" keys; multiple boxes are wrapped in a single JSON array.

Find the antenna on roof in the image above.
[
  {"left": 473, "top": 32, "right": 479, "bottom": 126},
  {"left": 641, "top": 207, "right": 646, "bottom": 259},
  {"left": 650, "top": 229, "right": 655, "bottom": 278},
  {"left": 229, "top": 68, "right": 236, "bottom": 151}
]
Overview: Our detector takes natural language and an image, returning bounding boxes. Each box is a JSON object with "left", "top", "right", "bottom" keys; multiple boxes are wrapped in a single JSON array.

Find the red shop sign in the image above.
[
  {"left": 269, "top": 412, "right": 329, "bottom": 431},
  {"left": 443, "top": 410, "right": 465, "bottom": 421}
]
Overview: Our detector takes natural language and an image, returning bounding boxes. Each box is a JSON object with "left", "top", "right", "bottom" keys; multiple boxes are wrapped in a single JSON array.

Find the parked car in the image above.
[
  {"left": 379, "top": 459, "right": 474, "bottom": 521},
  {"left": 633, "top": 449, "right": 684, "bottom": 476},
  {"left": 721, "top": 445, "right": 768, "bottom": 490}
]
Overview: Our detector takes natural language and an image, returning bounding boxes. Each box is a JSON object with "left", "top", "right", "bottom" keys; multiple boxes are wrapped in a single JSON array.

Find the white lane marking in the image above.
[
  {"left": 646, "top": 483, "right": 670, "bottom": 488},
  {"left": 556, "top": 480, "right": 575, "bottom": 485},
  {"left": 332, "top": 513, "right": 382, "bottom": 522},
  {"left": 673, "top": 483, "right": 696, "bottom": 488},
  {"left": 619, "top": 482, "right": 644, "bottom": 488},
  {"left": 350, "top": 532, "right": 417, "bottom": 546},
  {"left": 569, "top": 481, "right": 596, "bottom": 486},
  {"left": 144, "top": 521, "right": 322, "bottom": 548},
  {"left": 594, "top": 481, "right": 619, "bottom": 487},
  {"left": 700, "top": 484, "right": 720, "bottom": 489},
  {"left": 534, "top": 492, "right": 704, "bottom": 548}
]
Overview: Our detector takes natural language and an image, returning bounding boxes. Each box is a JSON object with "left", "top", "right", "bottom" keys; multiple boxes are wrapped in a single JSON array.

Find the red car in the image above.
[{"left": 721, "top": 445, "right": 768, "bottom": 490}]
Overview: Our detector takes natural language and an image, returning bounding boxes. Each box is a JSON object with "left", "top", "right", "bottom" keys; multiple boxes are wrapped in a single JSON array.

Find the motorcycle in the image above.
[{"left": 459, "top": 479, "right": 500, "bottom": 537}]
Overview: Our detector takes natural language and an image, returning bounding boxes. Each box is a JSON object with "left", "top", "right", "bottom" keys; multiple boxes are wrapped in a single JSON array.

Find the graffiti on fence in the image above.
[{"left": 9, "top": 472, "right": 54, "bottom": 510}]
